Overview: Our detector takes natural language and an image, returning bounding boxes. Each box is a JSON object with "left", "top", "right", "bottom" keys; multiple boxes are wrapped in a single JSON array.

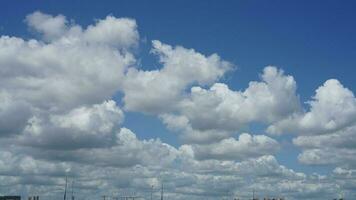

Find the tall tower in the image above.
[
  {"left": 64, "top": 176, "right": 68, "bottom": 200},
  {"left": 150, "top": 185, "right": 153, "bottom": 200},
  {"left": 71, "top": 179, "right": 75, "bottom": 200},
  {"left": 160, "top": 183, "right": 163, "bottom": 200}
]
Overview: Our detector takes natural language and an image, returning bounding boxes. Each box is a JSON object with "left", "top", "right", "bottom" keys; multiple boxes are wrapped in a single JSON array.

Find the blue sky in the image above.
[
  {"left": 0, "top": 1, "right": 355, "bottom": 199},
  {"left": 1, "top": 0, "right": 355, "bottom": 99},
  {"left": 2, "top": 0, "right": 356, "bottom": 91}
]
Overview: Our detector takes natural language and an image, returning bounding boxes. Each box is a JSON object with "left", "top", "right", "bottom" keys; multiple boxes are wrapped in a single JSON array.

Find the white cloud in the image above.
[
  {"left": 83, "top": 127, "right": 178, "bottom": 167},
  {"left": 189, "top": 133, "right": 279, "bottom": 161},
  {"left": 292, "top": 124, "right": 356, "bottom": 167},
  {"left": 18, "top": 127, "right": 178, "bottom": 168},
  {"left": 1, "top": 11, "right": 356, "bottom": 200},
  {"left": 267, "top": 80, "right": 356, "bottom": 168},
  {"left": 26, "top": 11, "right": 68, "bottom": 41},
  {"left": 0, "top": 11, "right": 138, "bottom": 139},
  {"left": 178, "top": 66, "right": 300, "bottom": 132},
  {"left": 51, "top": 100, "right": 124, "bottom": 135},
  {"left": 160, "top": 114, "right": 232, "bottom": 144},
  {"left": 83, "top": 16, "right": 139, "bottom": 49},
  {"left": 0, "top": 130, "right": 348, "bottom": 200},
  {"left": 0, "top": 11, "right": 137, "bottom": 113},
  {"left": 293, "top": 125, "right": 356, "bottom": 149},
  {"left": 297, "top": 148, "right": 356, "bottom": 167},
  {"left": 122, "top": 40, "right": 232, "bottom": 113},
  {"left": 254, "top": 77, "right": 356, "bottom": 188},
  {"left": 158, "top": 66, "right": 300, "bottom": 144},
  {"left": 268, "top": 79, "right": 356, "bottom": 135},
  {"left": 0, "top": 151, "right": 70, "bottom": 177},
  {"left": 177, "top": 146, "right": 304, "bottom": 179},
  {"left": 25, "top": 11, "right": 139, "bottom": 49},
  {"left": 19, "top": 100, "right": 124, "bottom": 149},
  {"left": 0, "top": 91, "right": 32, "bottom": 136}
]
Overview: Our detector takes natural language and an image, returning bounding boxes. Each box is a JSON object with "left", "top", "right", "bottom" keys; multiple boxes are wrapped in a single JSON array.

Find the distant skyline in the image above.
[{"left": 0, "top": 1, "right": 355, "bottom": 200}]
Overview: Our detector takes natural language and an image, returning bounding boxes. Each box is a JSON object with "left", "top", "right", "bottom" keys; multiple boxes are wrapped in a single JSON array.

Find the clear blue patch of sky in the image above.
[{"left": 112, "top": 93, "right": 180, "bottom": 146}]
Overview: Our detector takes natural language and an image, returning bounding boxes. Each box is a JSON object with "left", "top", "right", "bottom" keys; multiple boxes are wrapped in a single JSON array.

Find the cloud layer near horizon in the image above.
[{"left": 0, "top": 11, "right": 355, "bottom": 200}]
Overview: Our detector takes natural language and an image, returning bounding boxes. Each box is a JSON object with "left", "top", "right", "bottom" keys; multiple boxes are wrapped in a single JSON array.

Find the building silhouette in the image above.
[{"left": 0, "top": 196, "right": 21, "bottom": 200}]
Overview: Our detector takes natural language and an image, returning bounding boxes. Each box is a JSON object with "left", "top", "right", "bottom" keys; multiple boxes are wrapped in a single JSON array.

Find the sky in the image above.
[{"left": 0, "top": 1, "right": 355, "bottom": 200}]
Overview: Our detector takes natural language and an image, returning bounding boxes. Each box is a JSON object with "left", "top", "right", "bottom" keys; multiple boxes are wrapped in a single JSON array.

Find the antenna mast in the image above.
[
  {"left": 71, "top": 179, "right": 75, "bottom": 200},
  {"left": 150, "top": 185, "right": 153, "bottom": 200},
  {"left": 160, "top": 182, "right": 163, "bottom": 200},
  {"left": 64, "top": 176, "right": 68, "bottom": 200}
]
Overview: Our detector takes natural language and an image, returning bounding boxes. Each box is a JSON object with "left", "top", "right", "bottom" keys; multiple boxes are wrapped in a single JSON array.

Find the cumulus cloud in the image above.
[
  {"left": 297, "top": 148, "right": 356, "bottom": 166},
  {"left": 1, "top": 11, "right": 356, "bottom": 200},
  {"left": 51, "top": 100, "right": 124, "bottom": 135},
  {"left": 0, "top": 11, "right": 137, "bottom": 140},
  {"left": 26, "top": 11, "right": 68, "bottom": 41},
  {"left": 177, "top": 146, "right": 305, "bottom": 180},
  {"left": 25, "top": 11, "right": 139, "bottom": 48},
  {"left": 292, "top": 125, "right": 356, "bottom": 167},
  {"left": 179, "top": 66, "right": 300, "bottom": 131},
  {"left": 23, "top": 127, "right": 178, "bottom": 168},
  {"left": 83, "top": 16, "right": 139, "bottom": 49},
  {"left": 0, "top": 151, "right": 70, "bottom": 177},
  {"left": 189, "top": 133, "right": 279, "bottom": 161},
  {"left": 18, "top": 100, "right": 124, "bottom": 149},
  {"left": 293, "top": 125, "right": 356, "bottom": 150},
  {"left": 0, "top": 11, "right": 137, "bottom": 114},
  {"left": 1, "top": 126, "right": 302, "bottom": 199},
  {"left": 0, "top": 91, "right": 32, "bottom": 136},
  {"left": 0, "top": 130, "right": 346, "bottom": 200},
  {"left": 160, "top": 114, "right": 232, "bottom": 144},
  {"left": 264, "top": 79, "right": 356, "bottom": 169},
  {"left": 122, "top": 40, "right": 232, "bottom": 113},
  {"left": 268, "top": 79, "right": 356, "bottom": 135},
  {"left": 159, "top": 66, "right": 301, "bottom": 144}
]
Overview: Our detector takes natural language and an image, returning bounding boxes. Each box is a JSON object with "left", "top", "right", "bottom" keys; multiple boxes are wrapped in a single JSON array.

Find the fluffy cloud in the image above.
[
  {"left": 0, "top": 11, "right": 138, "bottom": 140},
  {"left": 0, "top": 123, "right": 301, "bottom": 199},
  {"left": 26, "top": 11, "right": 139, "bottom": 48},
  {"left": 332, "top": 167, "right": 356, "bottom": 191},
  {"left": 17, "top": 100, "right": 123, "bottom": 149},
  {"left": 0, "top": 130, "right": 347, "bottom": 200},
  {"left": 0, "top": 151, "right": 70, "bottom": 177},
  {"left": 1, "top": 11, "right": 356, "bottom": 200},
  {"left": 0, "top": 11, "right": 137, "bottom": 133},
  {"left": 0, "top": 91, "right": 32, "bottom": 136},
  {"left": 179, "top": 67, "right": 300, "bottom": 131},
  {"left": 292, "top": 125, "right": 356, "bottom": 167},
  {"left": 160, "top": 67, "right": 300, "bottom": 144},
  {"left": 297, "top": 148, "right": 356, "bottom": 166},
  {"left": 23, "top": 128, "right": 178, "bottom": 168},
  {"left": 122, "top": 40, "right": 232, "bottom": 113},
  {"left": 265, "top": 80, "right": 356, "bottom": 169},
  {"left": 160, "top": 114, "right": 232, "bottom": 144},
  {"left": 177, "top": 146, "right": 305, "bottom": 180},
  {"left": 83, "top": 16, "right": 139, "bottom": 49},
  {"left": 189, "top": 133, "right": 279, "bottom": 161},
  {"left": 293, "top": 125, "right": 356, "bottom": 149},
  {"left": 0, "top": 35, "right": 134, "bottom": 112},
  {"left": 268, "top": 79, "right": 356, "bottom": 135},
  {"left": 26, "top": 12, "right": 68, "bottom": 41}
]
